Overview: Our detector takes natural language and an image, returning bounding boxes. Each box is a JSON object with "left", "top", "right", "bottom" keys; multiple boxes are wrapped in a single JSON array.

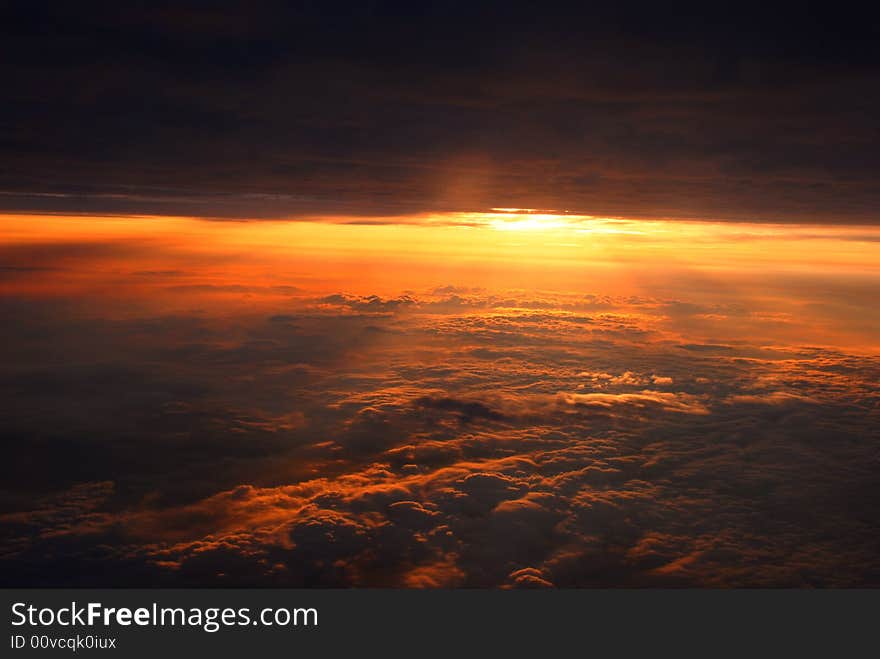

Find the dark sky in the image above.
[{"left": 2, "top": 1, "right": 879, "bottom": 221}]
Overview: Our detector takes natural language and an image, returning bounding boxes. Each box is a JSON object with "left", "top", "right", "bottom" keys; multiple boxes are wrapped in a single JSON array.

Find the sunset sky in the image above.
[{"left": 1, "top": 3, "right": 879, "bottom": 587}]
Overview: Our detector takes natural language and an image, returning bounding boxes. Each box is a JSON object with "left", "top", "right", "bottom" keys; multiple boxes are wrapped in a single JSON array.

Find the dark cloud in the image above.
[
  {"left": 414, "top": 396, "right": 507, "bottom": 424},
  {"left": 1, "top": 2, "right": 879, "bottom": 221},
  {"left": 318, "top": 294, "right": 417, "bottom": 313}
]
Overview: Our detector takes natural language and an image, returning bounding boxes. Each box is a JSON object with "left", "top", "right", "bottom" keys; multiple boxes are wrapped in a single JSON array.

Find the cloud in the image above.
[
  {"left": 557, "top": 391, "right": 710, "bottom": 415},
  {"left": 414, "top": 396, "right": 507, "bottom": 423},
  {"left": 3, "top": 5, "right": 880, "bottom": 222},
  {"left": 1, "top": 273, "right": 879, "bottom": 587},
  {"left": 317, "top": 294, "right": 417, "bottom": 314}
]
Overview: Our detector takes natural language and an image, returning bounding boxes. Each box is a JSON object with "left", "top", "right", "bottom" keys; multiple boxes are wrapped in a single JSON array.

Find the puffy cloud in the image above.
[
  {"left": 505, "top": 567, "right": 554, "bottom": 589},
  {"left": 557, "top": 391, "right": 710, "bottom": 415},
  {"left": 1, "top": 278, "right": 879, "bottom": 587}
]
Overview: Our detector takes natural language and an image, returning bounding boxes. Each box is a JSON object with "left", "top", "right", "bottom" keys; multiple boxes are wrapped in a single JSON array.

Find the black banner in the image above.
[{"left": 2, "top": 589, "right": 876, "bottom": 656}]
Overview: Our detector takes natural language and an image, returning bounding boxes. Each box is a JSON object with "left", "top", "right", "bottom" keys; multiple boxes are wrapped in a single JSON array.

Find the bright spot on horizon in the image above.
[{"left": 439, "top": 209, "right": 641, "bottom": 233}]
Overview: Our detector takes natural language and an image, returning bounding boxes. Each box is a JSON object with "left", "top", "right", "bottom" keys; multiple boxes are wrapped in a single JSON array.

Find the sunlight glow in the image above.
[{"left": 1, "top": 211, "right": 879, "bottom": 351}]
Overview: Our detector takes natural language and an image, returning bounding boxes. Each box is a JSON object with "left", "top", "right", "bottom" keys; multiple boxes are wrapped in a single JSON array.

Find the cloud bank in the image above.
[{"left": 2, "top": 268, "right": 878, "bottom": 586}]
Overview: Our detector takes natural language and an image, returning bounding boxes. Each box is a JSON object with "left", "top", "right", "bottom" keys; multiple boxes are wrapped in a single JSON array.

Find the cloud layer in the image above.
[
  {"left": 2, "top": 247, "right": 879, "bottom": 586},
  {"left": 2, "top": 3, "right": 880, "bottom": 221}
]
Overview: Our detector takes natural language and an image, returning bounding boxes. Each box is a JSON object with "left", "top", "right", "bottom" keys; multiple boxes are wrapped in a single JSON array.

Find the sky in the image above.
[
  {"left": 2, "top": 2, "right": 880, "bottom": 222},
  {"left": 1, "top": 3, "right": 879, "bottom": 587}
]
